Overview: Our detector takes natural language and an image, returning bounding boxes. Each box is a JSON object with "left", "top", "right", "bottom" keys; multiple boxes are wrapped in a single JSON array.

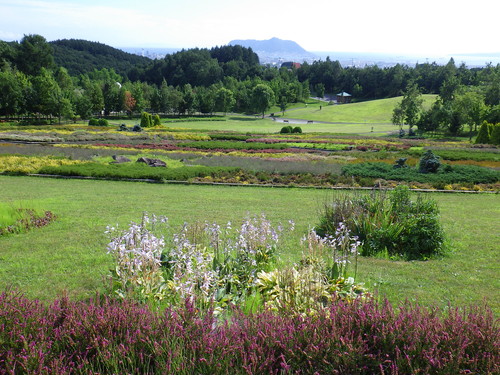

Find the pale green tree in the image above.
[
  {"left": 214, "top": 87, "right": 235, "bottom": 115},
  {"left": 252, "top": 83, "right": 274, "bottom": 118},
  {"left": 392, "top": 82, "right": 423, "bottom": 134},
  {"left": 454, "top": 90, "right": 487, "bottom": 138}
]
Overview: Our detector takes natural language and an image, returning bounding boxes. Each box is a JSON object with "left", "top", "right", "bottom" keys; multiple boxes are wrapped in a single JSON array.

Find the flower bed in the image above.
[{"left": 0, "top": 292, "right": 497, "bottom": 374}]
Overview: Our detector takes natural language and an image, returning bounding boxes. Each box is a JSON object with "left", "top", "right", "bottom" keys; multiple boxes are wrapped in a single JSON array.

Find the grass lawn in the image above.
[
  {"left": 284, "top": 95, "right": 437, "bottom": 124},
  {"left": 0, "top": 175, "right": 498, "bottom": 314},
  {"left": 131, "top": 117, "right": 396, "bottom": 135}
]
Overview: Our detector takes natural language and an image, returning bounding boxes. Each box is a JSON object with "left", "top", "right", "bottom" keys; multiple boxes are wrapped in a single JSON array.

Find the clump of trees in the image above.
[
  {"left": 0, "top": 35, "right": 311, "bottom": 121},
  {"left": 391, "top": 59, "right": 500, "bottom": 137},
  {"left": 1, "top": 33, "right": 499, "bottom": 134}
]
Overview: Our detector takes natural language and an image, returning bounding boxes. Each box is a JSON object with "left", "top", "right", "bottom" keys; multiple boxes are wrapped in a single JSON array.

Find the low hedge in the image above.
[
  {"left": 38, "top": 163, "right": 240, "bottom": 181},
  {"left": 342, "top": 162, "right": 499, "bottom": 184},
  {"left": 405, "top": 149, "right": 500, "bottom": 162},
  {"left": 178, "top": 140, "right": 290, "bottom": 150}
]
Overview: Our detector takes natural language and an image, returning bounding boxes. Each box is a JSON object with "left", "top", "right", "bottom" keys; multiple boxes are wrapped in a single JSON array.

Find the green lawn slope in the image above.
[
  {"left": 285, "top": 94, "right": 437, "bottom": 124},
  {"left": 0, "top": 176, "right": 498, "bottom": 315}
]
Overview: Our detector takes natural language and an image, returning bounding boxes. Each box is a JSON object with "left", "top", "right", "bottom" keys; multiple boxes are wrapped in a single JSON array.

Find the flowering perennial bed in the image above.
[{"left": 0, "top": 292, "right": 497, "bottom": 374}]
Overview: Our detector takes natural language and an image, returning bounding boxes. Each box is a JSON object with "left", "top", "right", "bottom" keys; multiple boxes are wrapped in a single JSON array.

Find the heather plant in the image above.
[
  {"left": 0, "top": 291, "right": 497, "bottom": 374},
  {"left": 0, "top": 155, "right": 88, "bottom": 175},
  {"left": 0, "top": 204, "right": 57, "bottom": 236},
  {"left": 178, "top": 140, "right": 290, "bottom": 150}
]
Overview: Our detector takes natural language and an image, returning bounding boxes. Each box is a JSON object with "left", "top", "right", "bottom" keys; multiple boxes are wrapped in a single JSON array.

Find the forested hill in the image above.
[{"left": 50, "top": 39, "right": 151, "bottom": 77}]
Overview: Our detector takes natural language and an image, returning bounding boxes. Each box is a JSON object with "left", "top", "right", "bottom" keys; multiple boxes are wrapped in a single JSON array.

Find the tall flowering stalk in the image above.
[
  {"left": 106, "top": 213, "right": 293, "bottom": 310},
  {"left": 302, "top": 221, "right": 361, "bottom": 280},
  {"left": 168, "top": 223, "right": 217, "bottom": 306},
  {"left": 106, "top": 213, "right": 169, "bottom": 303}
]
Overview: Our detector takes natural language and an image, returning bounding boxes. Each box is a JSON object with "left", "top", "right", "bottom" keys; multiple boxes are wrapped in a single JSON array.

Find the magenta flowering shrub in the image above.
[{"left": 0, "top": 292, "right": 498, "bottom": 374}]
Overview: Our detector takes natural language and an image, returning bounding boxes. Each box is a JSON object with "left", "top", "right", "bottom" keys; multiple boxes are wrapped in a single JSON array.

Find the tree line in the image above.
[
  {"left": 0, "top": 34, "right": 499, "bottom": 135},
  {"left": 0, "top": 35, "right": 309, "bottom": 121}
]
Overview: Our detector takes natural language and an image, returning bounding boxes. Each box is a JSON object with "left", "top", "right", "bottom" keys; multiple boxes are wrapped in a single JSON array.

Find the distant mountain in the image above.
[
  {"left": 50, "top": 39, "right": 151, "bottom": 77},
  {"left": 229, "top": 37, "right": 307, "bottom": 54},
  {"left": 228, "top": 37, "right": 316, "bottom": 64}
]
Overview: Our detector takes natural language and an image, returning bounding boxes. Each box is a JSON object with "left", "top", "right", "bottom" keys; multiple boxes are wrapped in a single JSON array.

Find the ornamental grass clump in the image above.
[{"left": 316, "top": 185, "right": 446, "bottom": 260}]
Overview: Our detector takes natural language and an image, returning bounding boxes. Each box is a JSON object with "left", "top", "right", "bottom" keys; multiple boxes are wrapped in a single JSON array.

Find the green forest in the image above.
[{"left": 1, "top": 34, "right": 499, "bottom": 137}]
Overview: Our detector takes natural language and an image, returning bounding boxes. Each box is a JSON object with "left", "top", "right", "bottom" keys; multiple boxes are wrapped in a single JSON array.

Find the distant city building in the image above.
[
  {"left": 281, "top": 61, "right": 302, "bottom": 69},
  {"left": 336, "top": 91, "right": 352, "bottom": 104}
]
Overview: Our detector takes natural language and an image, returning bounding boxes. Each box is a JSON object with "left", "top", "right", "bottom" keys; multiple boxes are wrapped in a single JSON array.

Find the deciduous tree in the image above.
[
  {"left": 252, "top": 84, "right": 274, "bottom": 118},
  {"left": 392, "top": 82, "right": 423, "bottom": 134},
  {"left": 214, "top": 87, "right": 235, "bottom": 115}
]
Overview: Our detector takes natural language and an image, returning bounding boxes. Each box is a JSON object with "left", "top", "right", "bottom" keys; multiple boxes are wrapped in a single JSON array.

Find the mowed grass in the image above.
[
  {"left": 0, "top": 175, "right": 498, "bottom": 314},
  {"left": 149, "top": 117, "right": 396, "bottom": 135},
  {"left": 285, "top": 95, "right": 437, "bottom": 124}
]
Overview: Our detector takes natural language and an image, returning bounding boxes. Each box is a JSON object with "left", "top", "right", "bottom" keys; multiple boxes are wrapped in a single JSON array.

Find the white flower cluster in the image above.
[
  {"left": 302, "top": 222, "right": 361, "bottom": 278},
  {"left": 105, "top": 213, "right": 294, "bottom": 307}
]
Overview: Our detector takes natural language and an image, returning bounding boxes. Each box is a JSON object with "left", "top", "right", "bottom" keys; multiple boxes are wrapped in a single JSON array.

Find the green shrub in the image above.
[
  {"left": 490, "top": 123, "right": 500, "bottom": 145},
  {"left": 97, "top": 118, "right": 109, "bottom": 126},
  {"left": 315, "top": 186, "right": 445, "bottom": 260},
  {"left": 140, "top": 112, "right": 153, "bottom": 128},
  {"left": 342, "top": 162, "right": 499, "bottom": 185},
  {"left": 178, "top": 141, "right": 289, "bottom": 150},
  {"left": 280, "top": 126, "right": 293, "bottom": 134},
  {"left": 88, "top": 118, "right": 99, "bottom": 126},
  {"left": 209, "top": 134, "right": 251, "bottom": 141},
  {"left": 475, "top": 121, "right": 491, "bottom": 144},
  {"left": 292, "top": 126, "right": 302, "bottom": 134},
  {"left": 38, "top": 163, "right": 239, "bottom": 182},
  {"left": 419, "top": 150, "right": 441, "bottom": 173},
  {"left": 405, "top": 149, "right": 500, "bottom": 162},
  {"left": 153, "top": 114, "right": 161, "bottom": 126}
]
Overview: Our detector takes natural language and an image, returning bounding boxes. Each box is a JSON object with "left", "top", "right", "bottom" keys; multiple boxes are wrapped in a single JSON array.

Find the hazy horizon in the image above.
[{"left": 1, "top": 0, "right": 499, "bottom": 58}]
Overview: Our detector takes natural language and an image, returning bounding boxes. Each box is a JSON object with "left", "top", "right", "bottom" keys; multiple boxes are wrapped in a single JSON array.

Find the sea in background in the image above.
[
  {"left": 313, "top": 51, "right": 500, "bottom": 68},
  {"left": 121, "top": 47, "right": 500, "bottom": 68}
]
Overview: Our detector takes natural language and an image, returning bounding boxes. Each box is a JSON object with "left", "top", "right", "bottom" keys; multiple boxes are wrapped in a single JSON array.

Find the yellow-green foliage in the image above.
[
  {"left": 155, "top": 131, "right": 210, "bottom": 141},
  {"left": 0, "top": 155, "right": 87, "bottom": 174},
  {"left": 256, "top": 266, "right": 368, "bottom": 315},
  {"left": 0, "top": 203, "right": 21, "bottom": 227}
]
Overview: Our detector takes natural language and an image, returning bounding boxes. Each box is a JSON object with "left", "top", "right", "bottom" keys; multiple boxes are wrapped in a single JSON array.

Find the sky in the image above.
[{"left": 0, "top": 0, "right": 499, "bottom": 57}]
